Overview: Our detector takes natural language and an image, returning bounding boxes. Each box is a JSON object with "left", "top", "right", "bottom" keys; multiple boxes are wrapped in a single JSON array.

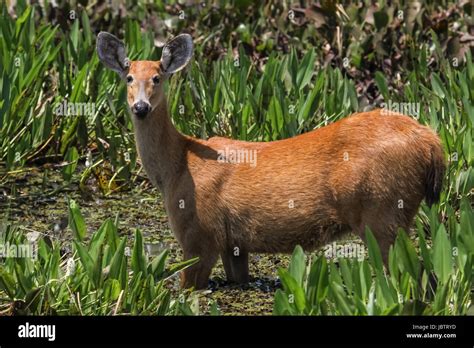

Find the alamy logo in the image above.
[
  {"left": 54, "top": 99, "right": 96, "bottom": 116},
  {"left": 380, "top": 100, "right": 420, "bottom": 118},
  {"left": 324, "top": 242, "right": 366, "bottom": 261},
  {"left": 217, "top": 147, "right": 257, "bottom": 167},
  {"left": 0, "top": 242, "right": 37, "bottom": 259},
  {"left": 18, "top": 322, "right": 56, "bottom": 341}
]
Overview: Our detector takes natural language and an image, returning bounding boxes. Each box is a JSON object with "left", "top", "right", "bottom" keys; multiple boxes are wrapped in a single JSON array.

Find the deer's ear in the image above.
[
  {"left": 96, "top": 32, "right": 130, "bottom": 77},
  {"left": 160, "top": 34, "right": 193, "bottom": 74}
]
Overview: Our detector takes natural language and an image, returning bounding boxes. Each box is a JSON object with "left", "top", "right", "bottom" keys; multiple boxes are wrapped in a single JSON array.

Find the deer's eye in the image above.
[
  {"left": 126, "top": 75, "right": 133, "bottom": 84},
  {"left": 152, "top": 75, "right": 160, "bottom": 85}
]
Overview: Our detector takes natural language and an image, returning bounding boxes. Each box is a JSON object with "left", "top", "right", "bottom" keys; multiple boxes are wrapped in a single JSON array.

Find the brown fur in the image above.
[{"left": 126, "top": 61, "right": 446, "bottom": 289}]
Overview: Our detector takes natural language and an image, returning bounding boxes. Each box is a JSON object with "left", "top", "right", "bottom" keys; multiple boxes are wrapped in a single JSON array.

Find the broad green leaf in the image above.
[
  {"left": 273, "top": 289, "right": 292, "bottom": 315},
  {"left": 375, "top": 71, "right": 389, "bottom": 100},
  {"left": 395, "top": 229, "right": 421, "bottom": 281},
  {"left": 278, "top": 269, "right": 306, "bottom": 313},
  {"left": 68, "top": 198, "right": 86, "bottom": 242},
  {"left": 307, "top": 256, "right": 328, "bottom": 305},
  {"left": 73, "top": 240, "right": 98, "bottom": 288},
  {"left": 432, "top": 224, "right": 453, "bottom": 284},
  {"left": 88, "top": 219, "right": 111, "bottom": 263},
  {"left": 131, "top": 229, "right": 147, "bottom": 276},
  {"left": 109, "top": 238, "right": 126, "bottom": 280},
  {"left": 288, "top": 245, "right": 306, "bottom": 286},
  {"left": 431, "top": 73, "right": 446, "bottom": 99},
  {"left": 365, "top": 228, "right": 383, "bottom": 271}
]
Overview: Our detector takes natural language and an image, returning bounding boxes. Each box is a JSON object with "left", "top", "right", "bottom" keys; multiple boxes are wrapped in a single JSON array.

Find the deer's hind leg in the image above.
[
  {"left": 353, "top": 205, "right": 418, "bottom": 265},
  {"left": 221, "top": 248, "right": 249, "bottom": 284}
]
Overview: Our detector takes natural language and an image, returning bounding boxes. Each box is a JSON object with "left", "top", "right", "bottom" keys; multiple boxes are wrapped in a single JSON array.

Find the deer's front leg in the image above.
[
  {"left": 222, "top": 248, "right": 249, "bottom": 284},
  {"left": 180, "top": 247, "right": 218, "bottom": 290}
]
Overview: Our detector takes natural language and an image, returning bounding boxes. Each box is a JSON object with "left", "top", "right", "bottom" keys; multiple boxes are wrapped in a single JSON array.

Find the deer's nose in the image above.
[{"left": 132, "top": 101, "right": 151, "bottom": 118}]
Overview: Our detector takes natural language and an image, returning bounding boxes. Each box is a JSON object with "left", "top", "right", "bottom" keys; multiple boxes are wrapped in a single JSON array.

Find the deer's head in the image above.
[{"left": 96, "top": 32, "right": 193, "bottom": 119}]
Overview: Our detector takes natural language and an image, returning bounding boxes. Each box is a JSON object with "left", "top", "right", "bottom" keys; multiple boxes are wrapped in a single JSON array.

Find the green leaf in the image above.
[
  {"left": 432, "top": 224, "right": 453, "bottom": 284},
  {"left": 164, "top": 257, "right": 199, "bottom": 280},
  {"left": 0, "top": 266, "right": 16, "bottom": 299},
  {"left": 296, "top": 49, "right": 315, "bottom": 90},
  {"left": 307, "top": 256, "right": 328, "bottom": 306},
  {"left": 88, "top": 219, "right": 111, "bottom": 263},
  {"left": 209, "top": 300, "right": 221, "bottom": 316},
  {"left": 431, "top": 73, "right": 446, "bottom": 99},
  {"left": 395, "top": 229, "right": 421, "bottom": 281},
  {"left": 149, "top": 249, "right": 169, "bottom": 280},
  {"left": 359, "top": 260, "right": 371, "bottom": 301},
  {"left": 68, "top": 198, "right": 86, "bottom": 242},
  {"left": 329, "top": 281, "right": 353, "bottom": 315},
  {"left": 109, "top": 238, "right": 126, "bottom": 280},
  {"left": 297, "top": 74, "right": 322, "bottom": 123},
  {"left": 365, "top": 227, "right": 383, "bottom": 271},
  {"left": 416, "top": 220, "right": 432, "bottom": 273},
  {"left": 62, "top": 146, "right": 79, "bottom": 182},
  {"left": 273, "top": 289, "right": 292, "bottom": 315},
  {"left": 73, "top": 240, "right": 98, "bottom": 288},
  {"left": 339, "top": 259, "right": 353, "bottom": 293},
  {"left": 278, "top": 269, "right": 306, "bottom": 313},
  {"left": 433, "top": 279, "right": 451, "bottom": 314},
  {"left": 103, "top": 279, "right": 122, "bottom": 302},
  {"left": 288, "top": 245, "right": 306, "bottom": 286},
  {"left": 268, "top": 95, "right": 284, "bottom": 139},
  {"left": 131, "top": 229, "right": 147, "bottom": 277},
  {"left": 375, "top": 71, "right": 389, "bottom": 100}
]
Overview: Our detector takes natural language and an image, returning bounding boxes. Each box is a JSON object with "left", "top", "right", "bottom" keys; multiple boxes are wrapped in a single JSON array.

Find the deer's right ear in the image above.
[{"left": 96, "top": 32, "right": 130, "bottom": 77}]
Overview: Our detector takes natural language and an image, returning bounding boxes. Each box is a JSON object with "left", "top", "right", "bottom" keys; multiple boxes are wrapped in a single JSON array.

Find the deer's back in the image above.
[{"left": 179, "top": 109, "right": 442, "bottom": 252}]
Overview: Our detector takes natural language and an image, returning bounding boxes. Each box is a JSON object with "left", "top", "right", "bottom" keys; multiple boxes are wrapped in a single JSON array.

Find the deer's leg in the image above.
[
  {"left": 373, "top": 226, "right": 397, "bottom": 265},
  {"left": 356, "top": 229, "right": 395, "bottom": 265},
  {"left": 354, "top": 217, "right": 398, "bottom": 266},
  {"left": 180, "top": 252, "right": 218, "bottom": 289},
  {"left": 362, "top": 206, "right": 419, "bottom": 266},
  {"left": 180, "top": 248, "right": 218, "bottom": 290},
  {"left": 222, "top": 248, "right": 249, "bottom": 284}
]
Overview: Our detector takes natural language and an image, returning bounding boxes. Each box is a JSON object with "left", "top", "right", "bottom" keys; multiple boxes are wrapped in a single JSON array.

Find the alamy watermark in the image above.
[
  {"left": 18, "top": 322, "right": 56, "bottom": 341},
  {"left": 380, "top": 100, "right": 420, "bottom": 119},
  {"left": 53, "top": 99, "right": 96, "bottom": 116},
  {"left": 217, "top": 147, "right": 257, "bottom": 167},
  {"left": 0, "top": 241, "right": 37, "bottom": 259},
  {"left": 0, "top": 228, "right": 38, "bottom": 260},
  {"left": 324, "top": 241, "right": 366, "bottom": 261}
]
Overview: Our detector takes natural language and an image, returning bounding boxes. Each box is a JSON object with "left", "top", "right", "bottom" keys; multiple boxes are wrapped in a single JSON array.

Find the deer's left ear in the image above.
[
  {"left": 96, "top": 32, "right": 130, "bottom": 77},
  {"left": 160, "top": 34, "right": 193, "bottom": 74}
]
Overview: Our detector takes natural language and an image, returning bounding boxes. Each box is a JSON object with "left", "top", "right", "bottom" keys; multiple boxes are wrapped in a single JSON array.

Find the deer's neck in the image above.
[{"left": 132, "top": 99, "right": 187, "bottom": 196}]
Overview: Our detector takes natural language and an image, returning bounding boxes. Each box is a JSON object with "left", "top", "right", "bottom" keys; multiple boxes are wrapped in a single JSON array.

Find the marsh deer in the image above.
[{"left": 97, "top": 32, "right": 446, "bottom": 289}]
